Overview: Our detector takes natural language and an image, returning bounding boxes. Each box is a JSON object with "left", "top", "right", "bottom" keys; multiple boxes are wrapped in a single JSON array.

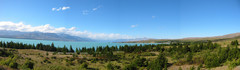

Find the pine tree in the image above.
[
  {"left": 148, "top": 53, "right": 168, "bottom": 70},
  {"left": 69, "top": 45, "right": 74, "bottom": 52},
  {"left": 76, "top": 48, "right": 80, "bottom": 54},
  {"left": 187, "top": 52, "right": 193, "bottom": 63},
  {"left": 183, "top": 45, "right": 190, "bottom": 54},
  {"left": 63, "top": 45, "right": 68, "bottom": 54}
]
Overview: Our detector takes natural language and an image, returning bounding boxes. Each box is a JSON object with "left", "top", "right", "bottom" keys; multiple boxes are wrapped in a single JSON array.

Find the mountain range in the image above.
[
  {"left": 0, "top": 30, "right": 93, "bottom": 42},
  {"left": 0, "top": 30, "right": 150, "bottom": 42},
  {"left": 3, "top": 30, "right": 240, "bottom": 43}
]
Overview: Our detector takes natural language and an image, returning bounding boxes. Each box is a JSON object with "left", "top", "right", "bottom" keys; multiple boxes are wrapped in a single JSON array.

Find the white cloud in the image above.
[
  {"left": 82, "top": 10, "right": 89, "bottom": 15},
  {"left": 82, "top": 5, "right": 102, "bottom": 15},
  {"left": 52, "top": 8, "right": 56, "bottom": 11},
  {"left": 62, "top": 6, "right": 70, "bottom": 10},
  {"left": 131, "top": 24, "right": 138, "bottom": 28},
  {"left": 0, "top": 21, "right": 134, "bottom": 40},
  {"left": 92, "top": 8, "right": 98, "bottom": 11},
  {"left": 93, "top": 6, "right": 101, "bottom": 11},
  {"left": 92, "top": 5, "right": 101, "bottom": 11},
  {"left": 56, "top": 7, "right": 62, "bottom": 11},
  {"left": 52, "top": 6, "right": 70, "bottom": 11}
]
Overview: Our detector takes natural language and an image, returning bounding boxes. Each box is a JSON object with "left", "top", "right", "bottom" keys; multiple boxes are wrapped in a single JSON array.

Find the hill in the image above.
[{"left": 125, "top": 32, "right": 240, "bottom": 43}]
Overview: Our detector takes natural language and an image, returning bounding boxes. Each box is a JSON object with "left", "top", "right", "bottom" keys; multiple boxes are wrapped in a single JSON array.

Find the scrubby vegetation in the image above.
[{"left": 0, "top": 40, "right": 240, "bottom": 70}]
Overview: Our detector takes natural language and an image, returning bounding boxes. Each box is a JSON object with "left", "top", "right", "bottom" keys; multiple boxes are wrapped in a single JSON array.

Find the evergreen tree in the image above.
[
  {"left": 63, "top": 45, "right": 68, "bottom": 54},
  {"left": 187, "top": 52, "right": 193, "bottom": 63},
  {"left": 76, "top": 48, "right": 80, "bottom": 54},
  {"left": 183, "top": 45, "right": 190, "bottom": 54},
  {"left": 107, "top": 63, "right": 114, "bottom": 70},
  {"left": 231, "top": 40, "right": 239, "bottom": 46},
  {"left": 148, "top": 53, "right": 168, "bottom": 70},
  {"left": 69, "top": 45, "right": 74, "bottom": 52},
  {"left": 23, "top": 60, "right": 34, "bottom": 69}
]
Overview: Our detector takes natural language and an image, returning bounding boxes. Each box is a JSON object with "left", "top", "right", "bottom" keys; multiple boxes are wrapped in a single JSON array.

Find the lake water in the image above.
[{"left": 0, "top": 38, "right": 159, "bottom": 49}]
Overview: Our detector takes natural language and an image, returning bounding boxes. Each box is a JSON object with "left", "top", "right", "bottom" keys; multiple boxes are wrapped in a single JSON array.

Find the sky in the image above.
[{"left": 0, "top": 0, "right": 240, "bottom": 40}]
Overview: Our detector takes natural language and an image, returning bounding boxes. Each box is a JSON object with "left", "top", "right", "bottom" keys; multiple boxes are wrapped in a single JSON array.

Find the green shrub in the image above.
[
  {"left": 70, "top": 58, "right": 75, "bottom": 61},
  {"left": 141, "top": 52, "right": 156, "bottom": 56},
  {"left": 147, "top": 53, "right": 168, "bottom": 70},
  {"left": 197, "top": 64, "right": 202, "bottom": 70},
  {"left": 178, "top": 67, "right": 182, "bottom": 70},
  {"left": 51, "top": 56, "right": 57, "bottom": 59},
  {"left": 9, "top": 61, "right": 18, "bottom": 68},
  {"left": 72, "top": 53, "right": 78, "bottom": 58},
  {"left": 172, "top": 52, "right": 184, "bottom": 60},
  {"left": 91, "top": 58, "right": 98, "bottom": 63},
  {"left": 204, "top": 54, "right": 220, "bottom": 68},
  {"left": 43, "top": 59, "right": 51, "bottom": 63},
  {"left": 187, "top": 52, "right": 193, "bottom": 63},
  {"left": 77, "top": 59, "right": 85, "bottom": 64},
  {"left": 53, "top": 52, "right": 57, "bottom": 55},
  {"left": 0, "top": 55, "right": 18, "bottom": 68},
  {"left": 124, "top": 64, "right": 137, "bottom": 70},
  {"left": 65, "top": 59, "right": 74, "bottom": 66},
  {"left": 190, "top": 66, "right": 195, "bottom": 70},
  {"left": 227, "top": 59, "right": 240, "bottom": 69},
  {"left": 39, "top": 55, "right": 44, "bottom": 57},
  {"left": 132, "top": 57, "right": 147, "bottom": 67},
  {"left": 0, "top": 49, "right": 12, "bottom": 57},
  {"left": 80, "top": 62, "right": 88, "bottom": 69},
  {"left": 48, "top": 65, "right": 68, "bottom": 70},
  {"left": 46, "top": 52, "right": 49, "bottom": 56},
  {"left": 23, "top": 60, "right": 34, "bottom": 69},
  {"left": 63, "top": 51, "right": 66, "bottom": 55},
  {"left": 107, "top": 63, "right": 114, "bottom": 70}
]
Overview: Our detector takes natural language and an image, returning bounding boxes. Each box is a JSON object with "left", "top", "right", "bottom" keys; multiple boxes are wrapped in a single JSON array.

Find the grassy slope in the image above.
[
  {"left": 1, "top": 48, "right": 146, "bottom": 70},
  {"left": 126, "top": 34, "right": 240, "bottom": 45},
  {"left": 1, "top": 48, "right": 240, "bottom": 70}
]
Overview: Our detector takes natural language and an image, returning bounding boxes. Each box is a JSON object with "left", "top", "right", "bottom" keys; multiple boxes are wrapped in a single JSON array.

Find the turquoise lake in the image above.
[{"left": 0, "top": 38, "right": 160, "bottom": 49}]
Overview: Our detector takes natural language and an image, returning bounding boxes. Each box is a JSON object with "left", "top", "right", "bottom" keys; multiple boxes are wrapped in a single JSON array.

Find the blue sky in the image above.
[{"left": 0, "top": 0, "right": 240, "bottom": 40}]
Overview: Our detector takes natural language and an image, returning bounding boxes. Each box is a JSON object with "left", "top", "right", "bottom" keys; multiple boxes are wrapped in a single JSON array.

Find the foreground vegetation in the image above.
[{"left": 0, "top": 40, "right": 240, "bottom": 70}]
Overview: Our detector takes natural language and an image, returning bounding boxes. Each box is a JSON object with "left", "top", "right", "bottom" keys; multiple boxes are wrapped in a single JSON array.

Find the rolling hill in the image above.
[{"left": 125, "top": 32, "right": 240, "bottom": 43}]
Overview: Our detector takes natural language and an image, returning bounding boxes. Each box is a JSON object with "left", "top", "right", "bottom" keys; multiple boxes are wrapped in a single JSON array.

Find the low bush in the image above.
[
  {"left": 0, "top": 55, "right": 18, "bottom": 68},
  {"left": 141, "top": 52, "right": 156, "bottom": 56},
  {"left": 23, "top": 60, "right": 34, "bottom": 69}
]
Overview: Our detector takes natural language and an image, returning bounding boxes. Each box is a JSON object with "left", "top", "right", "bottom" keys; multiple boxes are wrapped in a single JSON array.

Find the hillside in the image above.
[
  {"left": 126, "top": 32, "right": 240, "bottom": 43},
  {"left": 1, "top": 40, "right": 240, "bottom": 70},
  {"left": 1, "top": 48, "right": 240, "bottom": 70}
]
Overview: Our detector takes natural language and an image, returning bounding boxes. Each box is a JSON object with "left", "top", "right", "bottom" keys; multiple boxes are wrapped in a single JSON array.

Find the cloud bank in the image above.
[{"left": 0, "top": 21, "right": 134, "bottom": 40}]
